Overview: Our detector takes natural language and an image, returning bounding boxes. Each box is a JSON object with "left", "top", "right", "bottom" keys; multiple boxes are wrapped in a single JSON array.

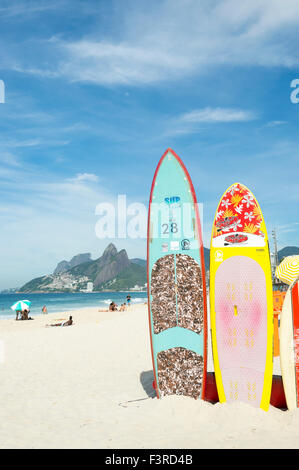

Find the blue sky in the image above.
[{"left": 0, "top": 0, "right": 299, "bottom": 289}]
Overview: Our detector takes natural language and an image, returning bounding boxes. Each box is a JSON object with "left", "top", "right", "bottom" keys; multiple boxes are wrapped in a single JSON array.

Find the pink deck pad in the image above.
[{"left": 215, "top": 256, "right": 267, "bottom": 406}]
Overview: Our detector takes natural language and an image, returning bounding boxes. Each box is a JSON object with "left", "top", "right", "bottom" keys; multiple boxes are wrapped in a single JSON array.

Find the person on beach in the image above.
[
  {"left": 126, "top": 295, "right": 131, "bottom": 307},
  {"left": 98, "top": 303, "right": 115, "bottom": 312},
  {"left": 21, "top": 309, "right": 29, "bottom": 320},
  {"left": 46, "top": 316, "right": 73, "bottom": 327},
  {"left": 15, "top": 309, "right": 22, "bottom": 320},
  {"left": 109, "top": 302, "right": 118, "bottom": 311},
  {"left": 119, "top": 303, "right": 127, "bottom": 311},
  {"left": 98, "top": 301, "right": 119, "bottom": 312},
  {"left": 20, "top": 309, "right": 34, "bottom": 320},
  {"left": 42, "top": 305, "right": 48, "bottom": 314}
]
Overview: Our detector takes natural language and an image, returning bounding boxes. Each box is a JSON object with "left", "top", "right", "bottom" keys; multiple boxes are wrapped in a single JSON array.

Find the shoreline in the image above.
[
  {"left": 0, "top": 292, "right": 148, "bottom": 321},
  {"left": 0, "top": 303, "right": 139, "bottom": 330},
  {"left": 0, "top": 304, "right": 125, "bottom": 322}
]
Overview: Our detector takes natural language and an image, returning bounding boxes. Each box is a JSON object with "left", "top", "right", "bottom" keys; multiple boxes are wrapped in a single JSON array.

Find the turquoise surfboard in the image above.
[{"left": 147, "top": 148, "right": 207, "bottom": 399}]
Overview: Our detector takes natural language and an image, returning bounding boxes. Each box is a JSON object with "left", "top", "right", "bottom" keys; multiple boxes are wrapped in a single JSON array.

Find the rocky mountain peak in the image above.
[
  {"left": 54, "top": 253, "right": 92, "bottom": 274},
  {"left": 102, "top": 243, "right": 118, "bottom": 258}
]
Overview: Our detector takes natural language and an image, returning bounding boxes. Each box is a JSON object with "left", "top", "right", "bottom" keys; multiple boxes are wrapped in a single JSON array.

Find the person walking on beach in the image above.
[
  {"left": 126, "top": 295, "right": 131, "bottom": 307},
  {"left": 42, "top": 305, "right": 48, "bottom": 314}
]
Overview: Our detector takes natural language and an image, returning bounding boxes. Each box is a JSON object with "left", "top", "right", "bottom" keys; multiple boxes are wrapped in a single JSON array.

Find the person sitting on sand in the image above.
[
  {"left": 46, "top": 316, "right": 73, "bottom": 327},
  {"left": 109, "top": 302, "right": 118, "bottom": 312},
  {"left": 119, "top": 303, "right": 127, "bottom": 311},
  {"left": 98, "top": 302, "right": 119, "bottom": 312},
  {"left": 21, "top": 309, "right": 29, "bottom": 320},
  {"left": 20, "top": 309, "right": 34, "bottom": 320}
]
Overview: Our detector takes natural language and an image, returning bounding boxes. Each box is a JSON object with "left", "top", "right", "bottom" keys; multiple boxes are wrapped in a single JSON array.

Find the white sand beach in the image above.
[{"left": 0, "top": 303, "right": 299, "bottom": 449}]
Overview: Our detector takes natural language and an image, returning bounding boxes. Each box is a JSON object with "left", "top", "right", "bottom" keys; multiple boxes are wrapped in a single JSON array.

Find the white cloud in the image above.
[
  {"left": 0, "top": 0, "right": 67, "bottom": 18},
  {"left": 264, "top": 120, "right": 287, "bottom": 128},
  {"left": 71, "top": 173, "right": 99, "bottom": 183},
  {"left": 0, "top": 152, "right": 22, "bottom": 167},
  {"left": 2, "top": 138, "right": 70, "bottom": 148},
  {"left": 24, "top": 0, "right": 299, "bottom": 86},
  {"left": 278, "top": 222, "right": 299, "bottom": 234},
  {"left": 163, "top": 106, "right": 257, "bottom": 137},
  {"left": 179, "top": 107, "right": 257, "bottom": 123},
  {"left": 59, "top": 39, "right": 187, "bottom": 85}
]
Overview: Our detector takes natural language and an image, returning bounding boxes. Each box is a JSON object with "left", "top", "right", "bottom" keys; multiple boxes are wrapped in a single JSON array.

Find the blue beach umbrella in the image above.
[{"left": 11, "top": 300, "right": 31, "bottom": 311}]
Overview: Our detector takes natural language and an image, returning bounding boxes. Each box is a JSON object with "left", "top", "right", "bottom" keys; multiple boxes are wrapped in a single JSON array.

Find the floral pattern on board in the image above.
[{"left": 213, "top": 184, "right": 264, "bottom": 239}]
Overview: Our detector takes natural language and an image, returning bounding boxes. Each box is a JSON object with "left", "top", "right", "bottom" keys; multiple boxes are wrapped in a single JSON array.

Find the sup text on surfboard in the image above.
[
  {"left": 0, "top": 80, "right": 5, "bottom": 103},
  {"left": 290, "top": 79, "right": 299, "bottom": 104}
]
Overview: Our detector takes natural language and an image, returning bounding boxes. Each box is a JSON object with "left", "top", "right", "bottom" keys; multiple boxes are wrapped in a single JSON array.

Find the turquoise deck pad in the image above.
[
  {"left": 154, "top": 326, "right": 204, "bottom": 355},
  {"left": 148, "top": 149, "right": 206, "bottom": 398}
]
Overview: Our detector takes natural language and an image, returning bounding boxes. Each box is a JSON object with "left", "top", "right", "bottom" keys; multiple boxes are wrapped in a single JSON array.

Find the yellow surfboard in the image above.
[{"left": 209, "top": 183, "right": 273, "bottom": 411}]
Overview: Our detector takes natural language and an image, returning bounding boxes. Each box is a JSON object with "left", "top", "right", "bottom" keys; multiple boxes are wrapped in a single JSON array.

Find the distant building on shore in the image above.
[
  {"left": 86, "top": 282, "right": 93, "bottom": 292},
  {"left": 130, "top": 283, "right": 147, "bottom": 292}
]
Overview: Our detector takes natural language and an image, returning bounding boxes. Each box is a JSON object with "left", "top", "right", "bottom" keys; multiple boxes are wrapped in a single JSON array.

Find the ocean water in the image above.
[{"left": 0, "top": 291, "right": 148, "bottom": 320}]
